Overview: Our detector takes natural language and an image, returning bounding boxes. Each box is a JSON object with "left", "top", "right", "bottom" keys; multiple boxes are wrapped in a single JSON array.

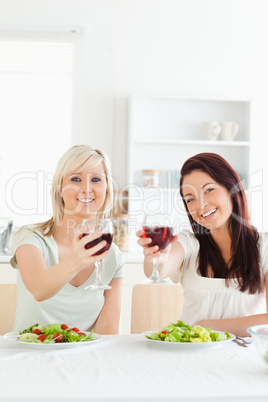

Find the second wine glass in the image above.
[
  {"left": 142, "top": 213, "right": 174, "bottom": 284},
  {"left": 82, "top": 218, "right": 114, "bottom": 290}
]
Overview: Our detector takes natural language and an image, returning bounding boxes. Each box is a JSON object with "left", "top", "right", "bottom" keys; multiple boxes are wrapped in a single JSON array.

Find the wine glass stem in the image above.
[
  {"left": 151, "top": 256, "right": 161, "bottom": 279},
  {"left": 95, "top": 261, "right": 101, "bottom": 284}
]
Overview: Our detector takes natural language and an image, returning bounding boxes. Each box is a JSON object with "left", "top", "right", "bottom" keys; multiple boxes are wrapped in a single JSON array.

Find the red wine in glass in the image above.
[
  {"left": 141, "top": 213, "right": 174, "bottom": 284},
  {"left": 83, "top": 233, "right": 113, "bottom": 256},
  {"left": 142, "top": 226, "right": 173, "bottom": 250},
  {"left": 82, "top": 218, "right": 114, "bottom": 290}
]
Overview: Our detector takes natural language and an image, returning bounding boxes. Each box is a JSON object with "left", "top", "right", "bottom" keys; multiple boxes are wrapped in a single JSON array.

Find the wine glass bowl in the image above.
[
  {"left": 83, "top": 232, "right": 113, "bottom": 256},
  {"left": 142, "top": 213, "right": 174, "bottom": 284},
  {"left": 82, "top": 218, "right": 114, "bottom": 290},
  {"left": 142, "top": 226, "right": 174, "bottom": 251}
]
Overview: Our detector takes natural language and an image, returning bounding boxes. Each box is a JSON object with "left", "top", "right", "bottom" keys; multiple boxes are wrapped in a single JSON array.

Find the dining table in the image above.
[{"left": 0, "top": 333, "right": 267, "bottom": 402}]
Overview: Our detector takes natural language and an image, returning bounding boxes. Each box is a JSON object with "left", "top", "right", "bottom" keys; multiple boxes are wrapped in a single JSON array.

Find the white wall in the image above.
[
  {"left": 0, "top": 0, "right": 116, "bottom": 157},
  {"left": 1, "top": 0, "right": 268, "bottom": 228}
]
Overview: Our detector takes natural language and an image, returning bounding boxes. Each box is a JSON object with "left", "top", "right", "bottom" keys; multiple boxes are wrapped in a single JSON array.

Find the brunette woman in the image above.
[{"left": 137, "top": 153, "right": 268, "bottom": 336}]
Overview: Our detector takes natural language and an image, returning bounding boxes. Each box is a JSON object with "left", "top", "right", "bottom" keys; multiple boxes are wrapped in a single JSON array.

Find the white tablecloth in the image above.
[{"left": 0, "top": 334, "right": 267, "bottom": 402}]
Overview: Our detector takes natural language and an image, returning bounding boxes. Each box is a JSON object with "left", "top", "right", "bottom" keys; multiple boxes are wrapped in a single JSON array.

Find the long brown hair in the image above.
[{"left": 179, "top": 153, "right": 261, "bottom": 294}]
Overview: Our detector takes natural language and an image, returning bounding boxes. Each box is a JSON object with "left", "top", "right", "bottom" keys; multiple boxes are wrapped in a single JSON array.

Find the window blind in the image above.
[{"left": 0, "top": 28, "right": 83, "bottom": 225}]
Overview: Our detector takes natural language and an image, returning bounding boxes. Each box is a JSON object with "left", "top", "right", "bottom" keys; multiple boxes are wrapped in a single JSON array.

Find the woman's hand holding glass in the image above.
[
  {"left": 82, "top": 218, "right": 113, "bottom": 290},
  {"left": 137, "top": 230, "right": 179, "bottom": 285},
  {"left": 137, "top": 213, "right": 178, "bottom": 284},
  {"left": 137, "top": 230, "right": 178, "bottom": 264},
  {"left": 70, "top": 229, "right": 110, "bottom": 272}
]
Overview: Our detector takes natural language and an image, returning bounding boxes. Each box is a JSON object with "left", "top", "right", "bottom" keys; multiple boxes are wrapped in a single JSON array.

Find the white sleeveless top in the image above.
[{"left": 172, "top": 231, "right": 268, "bottom": 326}]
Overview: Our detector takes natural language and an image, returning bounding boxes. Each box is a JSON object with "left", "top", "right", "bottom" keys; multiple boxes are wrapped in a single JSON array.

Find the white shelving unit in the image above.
[
  {"left": 126, "top": 95, "right": 251, "bottom": 234},
  {"left": 127, "top": 95, "right": 251, "bottom": 189},
  {"left": 133, "top": 139, "right": 250, "bottom": 146}
]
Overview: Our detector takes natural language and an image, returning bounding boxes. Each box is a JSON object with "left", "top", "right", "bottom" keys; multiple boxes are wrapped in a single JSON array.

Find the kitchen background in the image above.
[
  {"left": 1, "top": 0, "right": 268, "bottom": 334},
  {"left": 0, "top": 0, "right": 268, "bottom": 243}
]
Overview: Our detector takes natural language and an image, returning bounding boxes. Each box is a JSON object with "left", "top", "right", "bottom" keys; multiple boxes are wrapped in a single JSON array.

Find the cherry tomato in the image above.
[
  {"left": 70, "top": 327, "right": 80, "bottom": 333},
  {"left": 61, "top": 324, "right": 69, "bottom": 330},
  {"left": 78, "top": 332, "right": 86, "bottom": 336},
  {"left": 32, "top": 328, "right": 41, "bottom": 335},
  {"left": 161, "top": 331, "right": 169, "bottom": 335},
  {"left": 38, "top": 334, "right": 47, "bottom": 342},
  {"left": 53, "top": 333, "right": 63, "bottom": 343}
]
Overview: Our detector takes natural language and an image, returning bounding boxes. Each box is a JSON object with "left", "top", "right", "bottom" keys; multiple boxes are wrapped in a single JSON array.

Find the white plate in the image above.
[
  {"left": 4, "top": 331, "right": 102, "bottom": 349},
  {"left": 143, "top": 330, "right": 235, "bottom": 348}
]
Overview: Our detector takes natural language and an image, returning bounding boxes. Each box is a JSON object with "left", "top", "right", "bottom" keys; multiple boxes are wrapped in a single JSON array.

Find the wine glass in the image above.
[
  {"left": 142, "top": 213, "right": 174, "bottom": 284},
  {"left": 82, "top": 218, "right": 114, "bottom": 290}
]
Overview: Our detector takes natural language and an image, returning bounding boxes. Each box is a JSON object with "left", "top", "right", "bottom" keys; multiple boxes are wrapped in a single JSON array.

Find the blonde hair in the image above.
[{"left": 34, "top": 145, "right": 113, "bottom": 236}]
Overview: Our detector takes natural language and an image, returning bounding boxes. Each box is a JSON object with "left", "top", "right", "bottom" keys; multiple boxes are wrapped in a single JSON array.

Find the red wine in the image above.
[
  {"left": 142, "top": 226, "right": 173, "bottom": 250},
  {"left": 83, "top": 233, "right": 113, "bottom": 256}
]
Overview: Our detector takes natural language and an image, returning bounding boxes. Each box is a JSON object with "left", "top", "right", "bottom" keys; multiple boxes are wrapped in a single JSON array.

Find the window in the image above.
[{"left": 0, "top": 28, "right": 83, "bottom": 225}]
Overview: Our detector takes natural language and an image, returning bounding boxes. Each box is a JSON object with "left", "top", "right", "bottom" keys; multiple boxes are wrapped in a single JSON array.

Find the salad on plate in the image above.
[
  {"left": 17, "top": 323, "right": 97, "bottom": 344},
  {"left": 146, "top": 320, "right": 232, "bottom": 343}
]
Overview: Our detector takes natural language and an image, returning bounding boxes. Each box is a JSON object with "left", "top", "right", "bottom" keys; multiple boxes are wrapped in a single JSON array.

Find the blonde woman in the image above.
[{"left": 11, "top": 145, "right": 124, "bottom": 334}]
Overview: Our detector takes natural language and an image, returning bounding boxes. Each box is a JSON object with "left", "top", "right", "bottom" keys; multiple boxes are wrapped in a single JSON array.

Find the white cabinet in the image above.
[
  {"left": 0, "top": 263, "right": 17, "bottom": 335},
  {"left": 0, "top": 263, "right": 17, "bottom": 284},
  {"left": 127, "top": 95, "right": 251, "bottom": 188},
  {"left": 119, "top": 262, "right": 145, "bottom": 334}
]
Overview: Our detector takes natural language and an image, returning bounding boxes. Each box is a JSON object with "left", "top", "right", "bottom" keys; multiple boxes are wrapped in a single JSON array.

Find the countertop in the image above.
[
  {"left": 0, "top": 250, "right": 144, "bottom": 265},
  {"left": 0, "top": 254, "right": 12, "bottom": 264}
]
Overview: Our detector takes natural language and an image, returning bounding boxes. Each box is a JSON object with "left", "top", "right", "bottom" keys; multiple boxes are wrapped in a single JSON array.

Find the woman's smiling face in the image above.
[
  {"left": 60, "top": 161, "right": 107, "bottom": 218},
  {"left": 181, "top": 170, "right": 233, "bottom": 233}
]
